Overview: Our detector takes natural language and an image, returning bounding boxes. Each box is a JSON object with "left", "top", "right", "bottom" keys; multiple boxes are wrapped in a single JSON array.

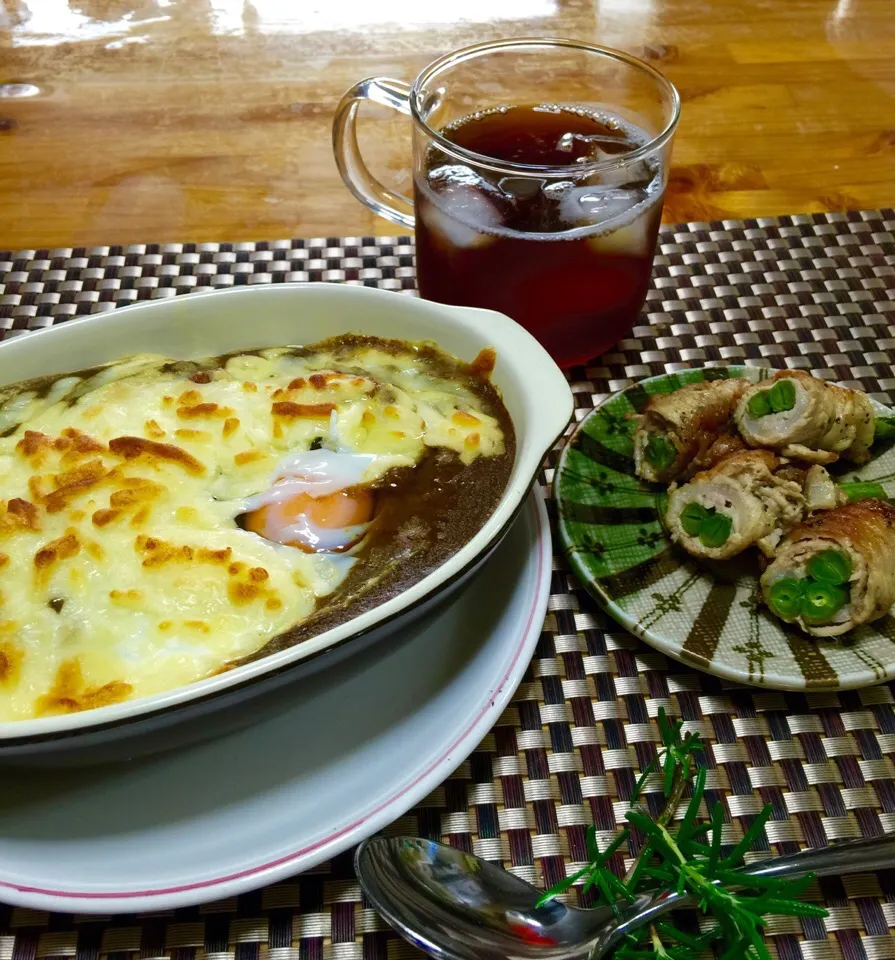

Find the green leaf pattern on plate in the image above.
[{"left": 555, "top": 366, "right": 895, "bottom": 691}]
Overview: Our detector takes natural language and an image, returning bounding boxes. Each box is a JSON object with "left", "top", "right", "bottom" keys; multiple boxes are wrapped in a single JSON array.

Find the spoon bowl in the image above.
[{"left": 355, "top": 836, "right": 613, "bottom": 960}]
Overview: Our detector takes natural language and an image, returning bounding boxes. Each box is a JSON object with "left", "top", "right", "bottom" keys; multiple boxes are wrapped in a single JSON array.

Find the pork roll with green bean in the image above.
[
  {"left": 735, "top": 371, "right": 875, "bottom": 465},
  {"left": 761, "top": 499, "right": 895, "bottom": 637},
  {"left": 666, "top": 450, "right": 813, "bottom": 560},
  {"left": 634, "top": 378, "right": 748, "bottom": 483}
]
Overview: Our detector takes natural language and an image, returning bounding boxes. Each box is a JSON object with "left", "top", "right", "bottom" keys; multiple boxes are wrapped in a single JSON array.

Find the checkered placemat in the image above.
[{"left": 1, "top": 210, "right": 894, "bottom": 960}]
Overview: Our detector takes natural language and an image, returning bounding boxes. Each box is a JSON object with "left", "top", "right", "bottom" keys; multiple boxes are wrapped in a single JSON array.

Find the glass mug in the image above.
[{"left": 333, "top": 38, "right": 680, "bottom": 368}]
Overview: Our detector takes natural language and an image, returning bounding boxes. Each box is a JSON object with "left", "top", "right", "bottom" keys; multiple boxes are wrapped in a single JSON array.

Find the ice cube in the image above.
[
  {"left": 557, "top": 132, "right": 642, "bottom": 166},
  {"left": 559, "top": 185, "right": 646, "bottom": 229},
  {"left": 423, "top": 165, "right": 510, "bottom": 247},
  {"left": 427, "top": 164, "right": 511, "bottom": 206},
  {"left": 428, "top": 164, "right": 498, "bottom": 192},
  {"left": 497, "top": 177, "right": 544, "bottom": 201},
  {"left": 418, "top": 194, "right": 499, "bottom": 251},
  {"left": 588, "top": 214, "right": 653, "bottom": 257},
  {"left": 542, "top": 180, "right": 576, "bottom": 200},
  {"left": 581, "top": 157, "right": 657, "bottom": 189}
]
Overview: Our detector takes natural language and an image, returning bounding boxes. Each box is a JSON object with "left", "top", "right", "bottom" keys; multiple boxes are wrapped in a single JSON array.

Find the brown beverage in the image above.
[{"left": 414, "top": 104, "right": 664, "bottom": 367}]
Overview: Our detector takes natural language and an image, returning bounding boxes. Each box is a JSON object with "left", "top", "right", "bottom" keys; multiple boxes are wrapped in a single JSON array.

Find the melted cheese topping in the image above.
[{"left": 0, "top": 343, "right": 505, "bottom": 721}]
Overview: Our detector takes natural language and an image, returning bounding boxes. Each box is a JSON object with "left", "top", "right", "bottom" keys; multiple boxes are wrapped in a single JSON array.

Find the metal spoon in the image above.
[{"left": 356, "top": 833, "right": 895, "bottom": 960}]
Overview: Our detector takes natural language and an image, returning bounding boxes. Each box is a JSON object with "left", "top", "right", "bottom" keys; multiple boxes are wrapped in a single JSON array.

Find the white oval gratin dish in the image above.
[{"left": 0, "top": 283, "right": 573, "bottom": 763}]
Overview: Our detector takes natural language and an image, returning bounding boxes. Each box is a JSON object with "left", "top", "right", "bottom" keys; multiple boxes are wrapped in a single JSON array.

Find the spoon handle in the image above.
[
  {"left": 739, "top": 831, "right": 895, "bottom": 880},
  {"left": 607, "top": 832, "right": 895, "bottom": 954}
]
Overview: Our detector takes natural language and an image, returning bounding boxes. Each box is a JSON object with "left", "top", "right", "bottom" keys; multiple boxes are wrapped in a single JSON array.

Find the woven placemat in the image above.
[{"left": 1, "top": 211, "right": 894, "bottom": 960}]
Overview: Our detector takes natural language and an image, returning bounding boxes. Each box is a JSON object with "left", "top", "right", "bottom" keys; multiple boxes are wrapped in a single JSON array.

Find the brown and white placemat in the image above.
[{"left": 0, "top": 210, "right": 894, "bottom": 960}]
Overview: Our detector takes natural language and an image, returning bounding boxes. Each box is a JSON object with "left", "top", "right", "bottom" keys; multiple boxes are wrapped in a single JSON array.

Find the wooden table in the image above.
[{"left": 1, "top": 0, "right": 893, "bottom": 249}]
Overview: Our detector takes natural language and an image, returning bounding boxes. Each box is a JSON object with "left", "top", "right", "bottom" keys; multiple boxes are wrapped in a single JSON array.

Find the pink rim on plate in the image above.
[{"left": 0, "top": 492, "right": 550, "bottom": 908}]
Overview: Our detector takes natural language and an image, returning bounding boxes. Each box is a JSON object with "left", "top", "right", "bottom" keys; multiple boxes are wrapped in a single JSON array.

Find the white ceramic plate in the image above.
[{"left": 0, "top": 490, "right": 550, "bottom": 914}]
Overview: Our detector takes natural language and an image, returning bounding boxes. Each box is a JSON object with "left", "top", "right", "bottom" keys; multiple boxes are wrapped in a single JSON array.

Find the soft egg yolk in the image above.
[{"left": 243, "top": 485, "right": 376, "bottom": 553}]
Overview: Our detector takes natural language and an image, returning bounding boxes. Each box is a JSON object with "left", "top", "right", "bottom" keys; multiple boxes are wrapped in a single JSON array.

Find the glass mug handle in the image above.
[{"left": 333, "top": 78, "right": 416, "bottom": 230}]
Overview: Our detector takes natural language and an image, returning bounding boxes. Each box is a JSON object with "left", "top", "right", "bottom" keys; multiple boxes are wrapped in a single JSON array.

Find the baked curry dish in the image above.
[
  {"left": 633, "top": 378, "right": 747, "bottom": 483},
  {"left": 760, "top": 499, "right": 895, "bottom": 637},
  {"left": 735, "top": 370, "right": 875, "bottom": 465},
  {"left": 0, "top": 336, "right": 514, "bottom": 721}
]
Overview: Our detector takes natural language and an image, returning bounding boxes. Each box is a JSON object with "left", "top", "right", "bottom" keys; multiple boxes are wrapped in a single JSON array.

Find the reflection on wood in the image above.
[{"left": 0, "top": 0, "right": 892, "bottom": 247}]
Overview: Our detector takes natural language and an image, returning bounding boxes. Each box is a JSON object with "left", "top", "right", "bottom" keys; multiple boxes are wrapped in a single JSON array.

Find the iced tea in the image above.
[{"left": 414, "top": 104, "right": 664, "bottom": 367}]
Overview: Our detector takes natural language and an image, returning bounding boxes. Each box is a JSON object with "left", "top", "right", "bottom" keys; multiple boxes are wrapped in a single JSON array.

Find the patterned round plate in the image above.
[{"left": 555, "top": 366, "right": 895, "bottom": 691}]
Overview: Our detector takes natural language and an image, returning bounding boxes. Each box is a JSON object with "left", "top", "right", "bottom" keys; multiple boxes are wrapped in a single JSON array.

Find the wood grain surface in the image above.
[{"left": 0, "top": 0, "right": 893, "bottom": 248}]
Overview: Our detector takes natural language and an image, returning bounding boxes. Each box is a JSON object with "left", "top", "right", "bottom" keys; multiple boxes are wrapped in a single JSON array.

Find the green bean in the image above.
[
  {"left": 768, "top": 379, "right": 797, "bottom": 413},
  {"left": 680, "top": 502, "right": 709, "bottom": 536},
  {"left": 699, "top": 512, "right": 733, "bottom": 548},
  {"left": 747, "top": 390, "right": 773, "bottom": 418},
  {"left": 766, "top": 578, "right": 804, "bottom": 619},
  {"left": 840, "top": 481, "right": 886, "bottom": 502},
  {"left": 645, "top": 434, "right": 677, "bottom": 470},
  {"left": 800, "top": 581, "right": 848, "bottom": 622},
  {"left": 807, "top": 549, "right": 852, "bottom": 586},
  {"left": 746, "top": 380, "right": 796, "bottom": 419}
]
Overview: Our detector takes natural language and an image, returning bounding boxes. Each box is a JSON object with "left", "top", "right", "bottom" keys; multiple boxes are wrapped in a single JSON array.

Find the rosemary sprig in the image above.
[{"left": 538, "top": 708, "right": 827, "bottom": 958}]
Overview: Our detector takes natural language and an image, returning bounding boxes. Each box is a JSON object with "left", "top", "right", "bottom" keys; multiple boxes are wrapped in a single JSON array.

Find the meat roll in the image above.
[
  {"left": 761, "top": 499, "right": 895, "bottom": 637},
  {"left": 735, "top": 371, "right": 875, "bottom": 465},
  {"left": 666, "top": 450, "right": 817, "bottom": 560},
  {"left": 634, "top": 378, "right": 748, "bottom": 482}
]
